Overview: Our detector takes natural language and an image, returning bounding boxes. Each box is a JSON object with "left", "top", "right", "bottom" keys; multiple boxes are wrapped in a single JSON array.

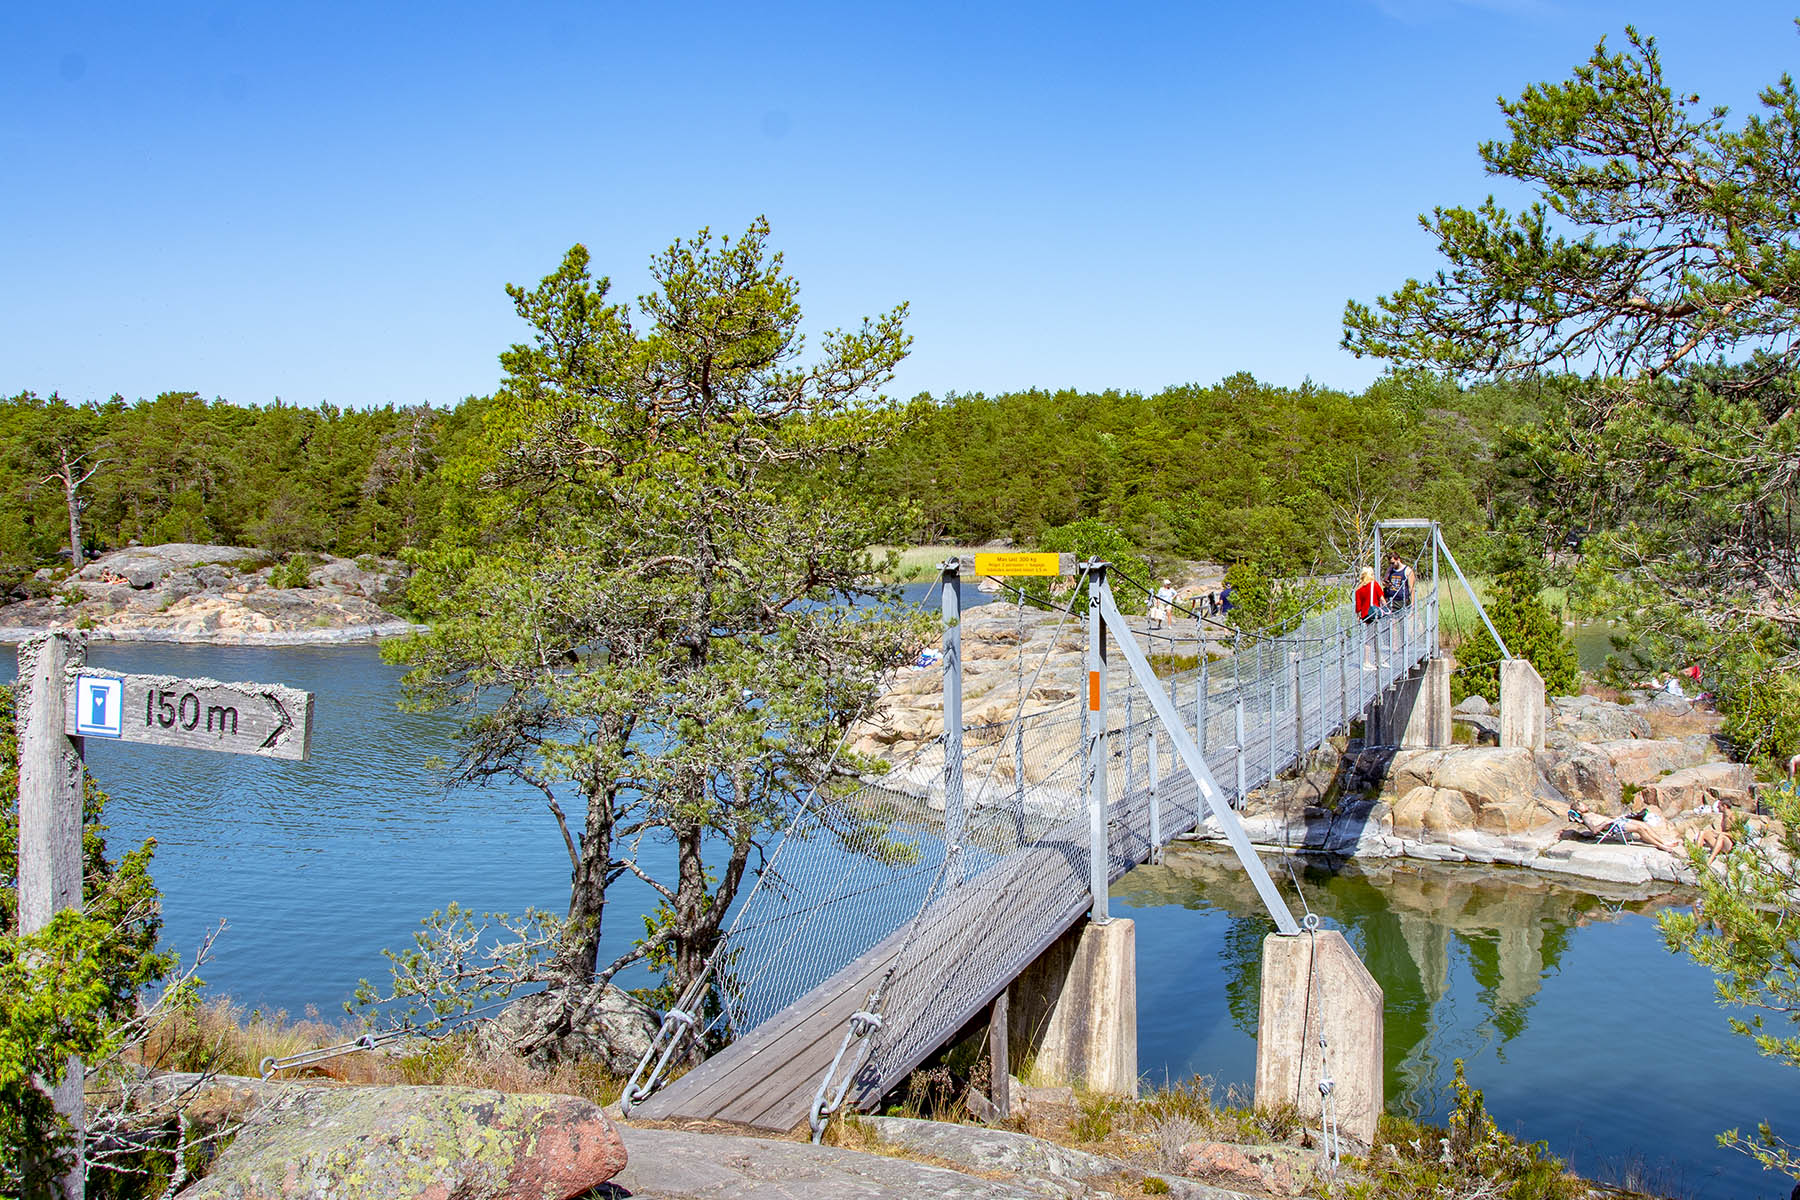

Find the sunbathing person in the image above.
[
  {"left": 1690, "top": 802, "right": 1736, "bottom": 865},
  {"left": 1569, "top": 801, "right": 1683, "bottom": 854}
]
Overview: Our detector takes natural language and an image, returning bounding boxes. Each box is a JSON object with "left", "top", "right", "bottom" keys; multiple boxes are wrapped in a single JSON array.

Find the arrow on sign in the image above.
[{"left": 259, "top": 691, "right": 295, "bottom": 751}]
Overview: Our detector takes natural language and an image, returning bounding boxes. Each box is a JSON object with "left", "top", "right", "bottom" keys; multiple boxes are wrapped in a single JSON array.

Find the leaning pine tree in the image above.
[
  {"left": 1343, "top": 23, "right": 1800, "bottom": 1180},
  {"left": 377, "top": 219, "right": 932, "bottom": 1057}
]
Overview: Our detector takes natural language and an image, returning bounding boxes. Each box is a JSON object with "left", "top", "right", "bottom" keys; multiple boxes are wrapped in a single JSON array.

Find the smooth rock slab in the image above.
[
  {"left": 859, "top": 1118, "right": 1253, "bottom": 1200},
  {"left": 604, "top": 1126, "right": 1051, "bottom": 1199},
  {"left": 176, "top": 1085, "right": 624, "bottom": 1200},
  {"left": 1637, "top": 762, "right": 1753, "bottom": 815}
]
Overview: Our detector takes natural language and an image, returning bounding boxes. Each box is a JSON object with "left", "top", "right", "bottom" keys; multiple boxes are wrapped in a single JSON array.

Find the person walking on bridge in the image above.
[
  {"left": 1355, "top": 566, "right": 1385, "bottom": 669},
  {"left": 1384, "top": 552, "right": 1415, "bottom": 646}
]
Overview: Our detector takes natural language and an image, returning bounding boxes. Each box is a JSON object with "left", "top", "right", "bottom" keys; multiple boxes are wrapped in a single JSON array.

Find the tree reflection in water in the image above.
[{"left": 1113, "top": 845, "right": 1685, "bottom": 1117}]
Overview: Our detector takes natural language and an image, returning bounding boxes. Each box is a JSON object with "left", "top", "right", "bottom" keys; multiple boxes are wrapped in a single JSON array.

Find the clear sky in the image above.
[{"left": 5, "top": 1, "right": 1797, "bottom": 409}]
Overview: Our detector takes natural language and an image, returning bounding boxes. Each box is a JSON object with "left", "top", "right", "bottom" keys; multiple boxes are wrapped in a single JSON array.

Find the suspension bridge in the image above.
[{"left": 623, "top": 521, "right": 1488, "bottom": 1137}]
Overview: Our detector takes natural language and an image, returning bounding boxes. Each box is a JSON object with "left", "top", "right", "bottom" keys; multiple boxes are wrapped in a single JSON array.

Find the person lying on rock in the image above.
[{"left": 1569, "top": 801, "right": 1683, "bottom": 854}]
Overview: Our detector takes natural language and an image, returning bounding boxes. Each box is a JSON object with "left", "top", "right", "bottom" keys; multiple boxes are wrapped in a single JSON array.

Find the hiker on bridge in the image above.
[
  {"left": 1384, "top": 553, "right": 1414, "bottom": 610},
  {"left": 1385, "top": 552, "right": 1416, "bottom": 642},
  {"left": 1355, "top": 566, "right": 1385, "bottom": 669}
]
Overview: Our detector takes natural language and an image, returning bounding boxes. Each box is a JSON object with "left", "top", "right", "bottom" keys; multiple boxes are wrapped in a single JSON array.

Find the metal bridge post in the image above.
[
  {"left": 941, "top": 560, "right": 965, "bottom": 878},
  {"left": 1314, "top": 643, "right": 1326, "bottom": 742},
  {"left": 1338, "top": 628, "right": 1349, "bottom": 727},
  {"left": 1198, "top": 656, "right": 1209, "bottom": 754},
  {"left": 1086, "top": 562, "right": 1111, "bottom": 924},
  {"left": 1234, "top": 697, "right": 1246, "bottom": 805},
  {"left": 1126, "top": 688, "right": 1137, "bottom": 799},
  {"left": 1267, "top": 678, "right": 1278, "bottom": 782},
  {"left": 1147, "top": 729, "right": 1162, "bottom": 863},
  {"left": 1291, "top": 653, "right": 1305, "bottom": 765}
]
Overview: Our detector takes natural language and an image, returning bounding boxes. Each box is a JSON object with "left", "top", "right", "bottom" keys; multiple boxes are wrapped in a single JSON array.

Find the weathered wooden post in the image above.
[
  {"left": 988, "top": 990, "right": 1010, "bottom": 1118},
  {"left": 18, "top": 631, "right": 87, "bottom": 1200},
  {"left": 15, "top": 642, "right": 315, "bottom": 1200}
]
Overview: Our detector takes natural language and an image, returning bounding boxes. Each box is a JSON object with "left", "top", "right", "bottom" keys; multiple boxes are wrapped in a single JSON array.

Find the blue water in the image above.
[
  {"left": 1118, "top": 853, "right": 1797, "bottom": 1200},
  {"left": 4, "top": 592, "right": 1795, "bottom": 1199}
]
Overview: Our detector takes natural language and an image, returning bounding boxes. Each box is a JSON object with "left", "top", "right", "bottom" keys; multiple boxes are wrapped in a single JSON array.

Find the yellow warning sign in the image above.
[{"left": 973, "top": 552, "right": 1066, "bottom": 577}]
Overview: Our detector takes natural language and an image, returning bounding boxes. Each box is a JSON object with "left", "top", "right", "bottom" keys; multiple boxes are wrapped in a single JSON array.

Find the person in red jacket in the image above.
[
  {"left": 1354, "top": 566, "right": 1385, "bottom": 622},
  {"left": 1355, "top": 565, "right": 1386, "bottom": 672}
]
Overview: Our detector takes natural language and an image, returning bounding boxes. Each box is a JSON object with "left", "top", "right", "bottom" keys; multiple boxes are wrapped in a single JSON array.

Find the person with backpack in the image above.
[{"left": 1384, "top": 553, "right": 1413, "bottom": 611}]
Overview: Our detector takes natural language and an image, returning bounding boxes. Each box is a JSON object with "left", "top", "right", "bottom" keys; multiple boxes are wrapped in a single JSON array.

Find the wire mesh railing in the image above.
[{"left": 624, "top": 580, "right": 1438, "bottom": 1120}]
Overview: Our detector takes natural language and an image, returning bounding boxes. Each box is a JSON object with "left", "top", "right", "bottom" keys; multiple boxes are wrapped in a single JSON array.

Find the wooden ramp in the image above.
[{"left": 630, "top": 778, "right": 1195, "bottom": 1130}]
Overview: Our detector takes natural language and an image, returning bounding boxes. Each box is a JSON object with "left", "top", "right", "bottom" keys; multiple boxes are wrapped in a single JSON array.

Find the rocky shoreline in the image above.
[{"left": 0, "top": 542, "right": 423, "bottom": 647}]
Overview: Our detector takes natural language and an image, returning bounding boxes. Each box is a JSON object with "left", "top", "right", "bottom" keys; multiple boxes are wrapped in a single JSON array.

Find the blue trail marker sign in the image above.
[{"left": 64, "top": 669, "right": 314, "bottom": 761}]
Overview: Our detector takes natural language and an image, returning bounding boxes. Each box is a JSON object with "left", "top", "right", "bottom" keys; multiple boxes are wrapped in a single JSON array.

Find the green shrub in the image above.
[
  {"left": 1335, "top": 1061, "right": 1581, "bottom": 1200},
  {"left": 1016, "top": 518, "right": 1148, "bottom": 616},
  {"left": 1714, "top": 657, "right": 1800, "bottom": 774},
  {"left": 269, "top": 554, "right": 315, "bottom": 590},
  {"left": 1450, "top": 569, "right": 1578, "bottom": 703}
]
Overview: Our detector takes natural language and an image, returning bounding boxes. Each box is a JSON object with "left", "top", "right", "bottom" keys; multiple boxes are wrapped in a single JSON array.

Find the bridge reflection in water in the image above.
[{"left": 1114, "top": 844, "right": 1686, "bottom": 1117}]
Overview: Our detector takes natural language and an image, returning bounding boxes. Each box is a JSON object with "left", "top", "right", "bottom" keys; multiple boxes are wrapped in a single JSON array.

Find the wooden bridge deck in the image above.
[{"left": 630, "top": 774, "right": 1202, "bottom": 1130}]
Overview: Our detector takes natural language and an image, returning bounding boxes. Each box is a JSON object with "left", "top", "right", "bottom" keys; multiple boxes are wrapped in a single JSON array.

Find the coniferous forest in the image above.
[{"left": 0, "top": 371, "right": 1540, "bottom": 593}]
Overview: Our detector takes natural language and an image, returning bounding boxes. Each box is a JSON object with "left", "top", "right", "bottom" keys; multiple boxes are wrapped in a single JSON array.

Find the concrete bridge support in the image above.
[
  {"left": 1370, "top": 655, "right": 1452, "bottom": 748},
  {"left": 1006, "top": 918, "right": 1138, "bottom": 1098},
  {"left": 1254, "top": 930, "right": 1383, "bottom": 1147},
  {"left": 1499, "top": 659, "right": 1546, "bottom": 751}
]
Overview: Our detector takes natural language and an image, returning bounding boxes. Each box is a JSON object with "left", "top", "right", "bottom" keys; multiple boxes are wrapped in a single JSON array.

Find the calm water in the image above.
[
  {"left": 4, "top": 598, "right": 1793, "bottom": 1199},
  {"left": 1119, "top": 850, "right": 1795, "bottom": 1200}
]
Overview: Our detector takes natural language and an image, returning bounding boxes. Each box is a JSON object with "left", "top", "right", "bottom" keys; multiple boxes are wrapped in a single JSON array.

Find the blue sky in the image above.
[{"left": 5, "top": 1, "right": 1797, "bottom": 408}]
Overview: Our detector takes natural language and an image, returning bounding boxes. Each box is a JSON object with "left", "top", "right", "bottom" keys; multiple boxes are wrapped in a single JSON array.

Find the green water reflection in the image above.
[{"left": 1115, "top": 846, "right": 1686, "bottom": 1114}]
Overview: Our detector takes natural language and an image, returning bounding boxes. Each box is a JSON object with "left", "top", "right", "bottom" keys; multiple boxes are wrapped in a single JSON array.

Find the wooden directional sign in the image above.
[{"left": 65, "top": 669, "right": 314, "bottom": 761}]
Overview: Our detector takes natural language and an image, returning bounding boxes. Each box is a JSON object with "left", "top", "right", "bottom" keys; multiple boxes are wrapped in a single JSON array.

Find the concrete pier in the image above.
[
  {"left": 1007, "top": 918, "right": 1138, "bottom": 1097},
  {"left": 1254, "top": 930, "right": 1383, "bottom": 1147},
  {"left": 1499, "top": 659, "right": 1546, "bottom": 751},
  {"left": 1387, "top": 655, "right": 1452, "bottom": 748}
]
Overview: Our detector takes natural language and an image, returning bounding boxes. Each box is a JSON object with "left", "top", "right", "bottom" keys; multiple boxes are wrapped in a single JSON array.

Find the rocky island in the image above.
[{"left": 0, "top": 543, "right": 420, "bottom": 646}]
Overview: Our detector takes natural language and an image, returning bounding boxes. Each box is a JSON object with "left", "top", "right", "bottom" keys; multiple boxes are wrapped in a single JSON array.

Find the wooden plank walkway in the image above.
[
  {"left": 633, "top": 629, "right": 1432, "bottom": 1132},
  {"left": 631, "top": 775, "right": 1201, "bottom": 1131}
]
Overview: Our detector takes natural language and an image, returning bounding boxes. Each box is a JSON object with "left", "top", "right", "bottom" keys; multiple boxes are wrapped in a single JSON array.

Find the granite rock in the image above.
[{"left": 176, "top": 1085, "right": 625, "bottom": 1200}]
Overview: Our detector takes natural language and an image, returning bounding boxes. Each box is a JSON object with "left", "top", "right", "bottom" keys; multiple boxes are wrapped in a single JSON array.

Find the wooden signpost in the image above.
[
  {"left": 65, "top": 669, "right": 314, "bottom": 760},
  {"left": 14, "top": 631, "right": 314, "bottom": 1200}
]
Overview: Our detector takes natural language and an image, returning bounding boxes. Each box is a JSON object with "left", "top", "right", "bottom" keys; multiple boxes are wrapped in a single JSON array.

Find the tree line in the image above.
[
  {"left": 2, "top": 368, "right": 1542, "bottom": 594},
  {"left": 0, "top": 391, "right": 487, "bottom": 586}
]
